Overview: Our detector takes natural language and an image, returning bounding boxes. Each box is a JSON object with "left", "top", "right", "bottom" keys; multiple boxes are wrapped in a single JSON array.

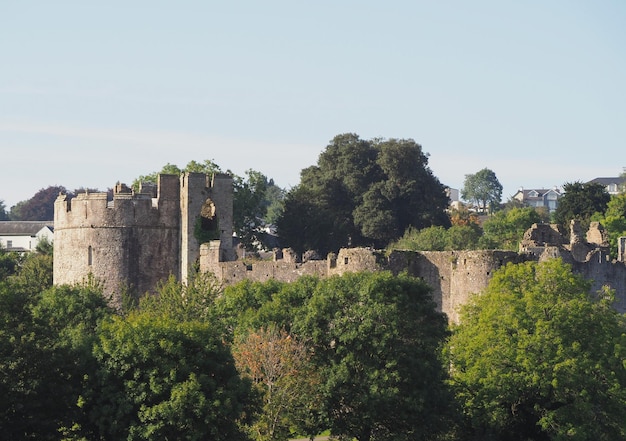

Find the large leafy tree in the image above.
[
  {"left": 461, "top": 168, "right": 502, "bottom": 213},
  {"left": 447, "top": 259, "right": 626, "bottom": 440},
  {"left": 553, "top": 181, "right": 610, "bottom": 232},
  {"left": 294, "top": 271, "right": 454, "bottom": 441},
  {"left": 82, "top": 312, "right": 253, "bottom": 441},
  {"left": 0, "top": 281, "right": 111, "bottom": 440},
  {"left": 277, "top": 134, "right": 450, "bottom": 255}
]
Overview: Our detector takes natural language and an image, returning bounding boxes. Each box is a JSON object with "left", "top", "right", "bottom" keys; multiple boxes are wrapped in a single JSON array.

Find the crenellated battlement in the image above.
[{"left": 54, "top": 175, "right": 181, "bottom": 231}]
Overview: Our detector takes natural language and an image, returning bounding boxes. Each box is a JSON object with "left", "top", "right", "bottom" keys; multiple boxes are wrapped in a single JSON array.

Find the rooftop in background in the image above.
[
  {"left": 0, "top": 221, "right": 54, "bottom": 252},
  {"left": 588, "top": 177, "right": 626, "bottom": 195}
]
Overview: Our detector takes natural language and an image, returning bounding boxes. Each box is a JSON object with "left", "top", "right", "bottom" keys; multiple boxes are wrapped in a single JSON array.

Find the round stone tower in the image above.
[{"left": 53, "top": 172, "right": 234, "bottom": 307}]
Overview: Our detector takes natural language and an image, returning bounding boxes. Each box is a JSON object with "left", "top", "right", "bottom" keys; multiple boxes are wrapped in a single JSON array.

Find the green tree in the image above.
[
  {"left": 215, "top": 277, "right": 320, "bottom": 342},
  {"left": 263, "top": 181, "right": 286, "bottom": 226},
  {"left": 446, "top": 224, "right": 481, "bottom": 250},
  {"left": 0, "top": 200, "right": 8, "bottom": 220},
  {"left": 447, "top": 259, "right": 626, "bottom": 440},
  {"left": 82, "top": 312, "right": 253, "bottom": 440},
  {"left": 481, "top": 206, "right": 541, "bottom": 250},
  {"left": 138, "top": 272, "right": 222, "bottom": 322},
  {"left": 553, "top": 181, "right": 610, "bottom": 232},
  {"left": 8, "top": 248, "right": 54, "bottom": 294},
  {"left": 294, "top": 271, "right": 454, "bottom": 441},
  {"left": 278, "top": 134, "right": 450, "bottom": 255},
  {"left": 390, "top": 225, "right": 448, "bottom": 251},
  {"left": 0, "top": 282, "right": 111, "bottom": 440},
  {"left": 461, "top": 168, "right": 503, "bottom": 213},
  {"left": 592, "top": 193, "right": 626, "bottom": 259},
  {"left": 390, "top": 224, "right": 482, "bottom": 251},
  {"left": 233, "top": 169, "right": 278, "bottom": 251},
  {"left": 0, "top": 246, "right": 22, "bottom": 280}
]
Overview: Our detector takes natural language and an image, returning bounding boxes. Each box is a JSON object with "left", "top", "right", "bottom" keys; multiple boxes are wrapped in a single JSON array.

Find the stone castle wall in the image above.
[
  {"left": 200, "top": 221, "right": 626, "bottom": 323},
  {"left": 200, "top": 245, "right": 531, "bottom": 323}
]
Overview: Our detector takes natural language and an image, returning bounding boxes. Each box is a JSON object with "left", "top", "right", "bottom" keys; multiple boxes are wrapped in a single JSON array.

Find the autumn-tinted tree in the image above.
[
  {"left": 233, "top": 326, "right": 322, "bottom": 441},
  {"left": 553, "top": 181, "right": 610, "bottom": 232},
  {"left": 294, "top": 271, "right": 454, "bottom": 441},
  {"left": 447, "top": 259, "right": 626, "bottom": 440},
  {"left": 461, "top": 168, "right": 502, "bottom": 213},
  {"left": 216, "top": 277, "right": 325, "bottom": 439},
  {"left": 278, "top": 134, "right": 450, "bottom": 255},
  {"left": 10, "top": 185, "right": 67, "bottom": 220}
]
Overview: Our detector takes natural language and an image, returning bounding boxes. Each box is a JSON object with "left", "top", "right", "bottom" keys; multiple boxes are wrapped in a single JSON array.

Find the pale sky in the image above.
[{"left": 1, "top": 1, "right": 624, "bottom": 209}]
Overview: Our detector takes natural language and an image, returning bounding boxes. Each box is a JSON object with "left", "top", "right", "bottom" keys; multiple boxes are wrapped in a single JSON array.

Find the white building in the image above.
[{"left": 0, "top": 221, "right": 54, "bottom": 252}]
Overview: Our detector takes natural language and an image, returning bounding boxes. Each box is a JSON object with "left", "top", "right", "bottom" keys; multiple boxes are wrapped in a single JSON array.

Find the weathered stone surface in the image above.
[{"left": 202, "top": 223, "right": 626, "bottom": 323}]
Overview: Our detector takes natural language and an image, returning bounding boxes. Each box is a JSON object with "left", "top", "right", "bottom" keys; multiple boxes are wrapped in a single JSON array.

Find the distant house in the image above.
[
  {"left": 512, "top": 188, "right": 562, "bottom": 212},
  {"left": 587, "top": 176, "right": 626, "bottom": 195},
  {"left": 0, "top": 221, "right": 54, "bottom": 252}
]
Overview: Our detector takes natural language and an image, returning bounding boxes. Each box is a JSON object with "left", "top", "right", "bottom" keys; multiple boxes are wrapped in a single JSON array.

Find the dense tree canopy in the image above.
[
  {"left": 461, "top": 168, "right": 503, "bottom": 213},
  {"left": 447, "top": 259, "right": 626, "bottom": 440},
  {"left": 82, "top": 312, "right": 252, "bottom": 440},
  {"left": 0, "top": 280, "right": 111, "bottom": 440},
  {"left": 277, "top": 134, "right": 450, "bottom": 255},
  {"left": 553, "top": 181, "right": 610, "bottom": 232},
  {"left": 294, "top": 271, "right": 454, "bottom": 441}
]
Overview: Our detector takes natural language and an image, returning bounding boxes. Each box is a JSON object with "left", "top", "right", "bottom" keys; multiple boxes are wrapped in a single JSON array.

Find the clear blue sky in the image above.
[{"left": 1, "top": 1, "right": 624, "bottom": 209}]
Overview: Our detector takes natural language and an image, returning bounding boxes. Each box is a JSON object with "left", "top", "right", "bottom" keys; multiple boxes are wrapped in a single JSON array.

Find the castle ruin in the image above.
[
  {"left": 199, "top": 218, "right": 626, "bottom": 323},
  {"left": 54, "top": 174, "right": 626, "bottom": 322}
]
